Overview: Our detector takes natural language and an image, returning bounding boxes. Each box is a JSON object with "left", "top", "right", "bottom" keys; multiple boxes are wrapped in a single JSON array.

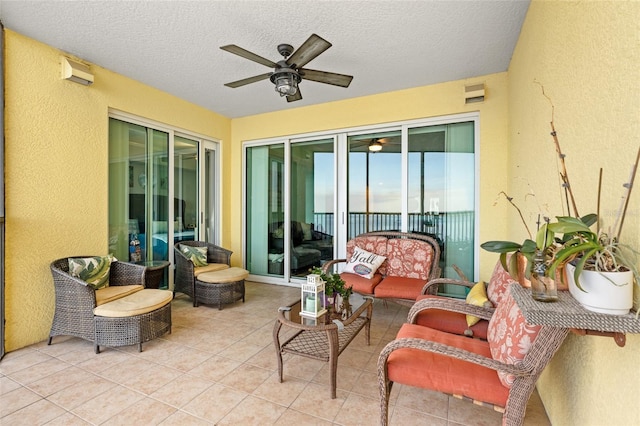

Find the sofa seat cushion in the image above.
[
  {"left": 94, "top": 289, "right": 173, "bottom": 318},
  {"left": 197, "top": 267, "right": 249, "bottom": 284},
  {"left": 95, "top": 285, "right": 144, "bottom": 306},
  {"left": 414, "top": 295, "right": 490, "bottom": 340},
  {"left": 387, "top": 323, "right": 508, "bottom": 407},
  {"left": 193, "top": 263, "right": 229, "bottom": 277},
  {"left": 374, "top": 276, "right": 427, "bottom": 300},
  {"left": 341, "top": 272, "right": 384, "bottom": 295}
]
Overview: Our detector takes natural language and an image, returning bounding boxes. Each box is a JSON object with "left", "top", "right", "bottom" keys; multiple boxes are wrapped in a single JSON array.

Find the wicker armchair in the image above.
[
  {"left": 50, "top": 257, "right": 175, "bottom": 354},
  {"left": 174, "top": 241, "right": 232, "bottom": 304},
  {"left": 378, "top": 285, "right": 568, "bottom": 426}
]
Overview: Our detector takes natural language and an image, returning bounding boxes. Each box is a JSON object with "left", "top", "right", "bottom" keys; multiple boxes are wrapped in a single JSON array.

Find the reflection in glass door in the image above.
[
  {"left": 246, "top": 138, "right": 335, "bottom": 280},
  {"left": 174, "top": 136, "right": 198, "bottom": 245},
  {"left": 407, "top": 122, "right": 475, "bottom": 295},
  {"left": 246, "top": 144, "right": 284, "bottom": 276},
  {"left": 289, "top": 139, "right": 335, "bottom": 277},
  {"left": 347, "top": 131, "right": 402, "bottom": 238}
]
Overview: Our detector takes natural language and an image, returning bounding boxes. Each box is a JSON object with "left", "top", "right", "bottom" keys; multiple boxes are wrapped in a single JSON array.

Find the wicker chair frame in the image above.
[
  {"left": 377, "top": 289, "right": 569, "bottom": 426},
  {"left": 174, "top": 241, "right": 232, "bottom": 306},
  {"left": 49, "top": 257, "right": 172, "bottom": 353}
]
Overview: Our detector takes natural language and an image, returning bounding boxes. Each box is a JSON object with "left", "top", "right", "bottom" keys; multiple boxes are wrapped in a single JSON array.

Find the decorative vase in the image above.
[
  {"left": 566, "top": 263, "right": 633, "bottom": 315},
  {"left": 530, "top": 250, "right": 558, "bottom": 302}
]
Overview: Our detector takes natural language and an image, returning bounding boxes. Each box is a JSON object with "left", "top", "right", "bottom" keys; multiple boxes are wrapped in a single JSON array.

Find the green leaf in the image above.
[
  {"left": 547, "top": 216, "right": 592, "bottom": 234},
  {"left": 520, "top": 239, "right": 538, "bottom": 253},
  {"left": 580, "top": 213, "right": 598, "bottom": 227},
  {"left": 535, "top": 225, "right": 554, "bottom": 249},
  {"left": 480, "top": 241, "right": 523, "bottom": 253}
]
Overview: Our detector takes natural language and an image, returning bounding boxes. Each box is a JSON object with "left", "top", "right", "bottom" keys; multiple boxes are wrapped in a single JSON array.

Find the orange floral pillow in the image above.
[
  {"left": 487, "top": 288, "right": 542, "bottom": 388},
  {"left": 486, "top": 258, "right": 518, "bottom": 307},
  {"left": 385, "top": 238, "right": 433, "bottom": 280}
]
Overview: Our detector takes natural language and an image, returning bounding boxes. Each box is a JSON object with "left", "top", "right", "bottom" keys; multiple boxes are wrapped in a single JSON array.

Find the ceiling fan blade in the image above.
[
  {"left": 286, "top": 34, "right": 331, "bottom": 68},
  {"left": 220, "top": 45, "right": 278, "bottom": 68},
  {"left": 286, "top": 88, "right": 302, "bottom": 103},
  {"left": 224, "top": 72, "right": 271, "bottom": 88},
  {"left": 299, "top": 68, "right": 353, "bottom": 88}
]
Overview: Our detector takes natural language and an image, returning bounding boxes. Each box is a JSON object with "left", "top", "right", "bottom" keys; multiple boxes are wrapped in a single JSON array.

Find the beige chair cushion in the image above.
[
  {"left": 193, "top": 263, "right": 229, "bottom": 277},
  {"left": 198, "top": 267, "right": 249, "bottom": 284},
  {"left": 94, "top": 289, "right": 172, "bottom": 317},
  {"left": 95, "top": 285, "right": 144, "bottom": 306}
]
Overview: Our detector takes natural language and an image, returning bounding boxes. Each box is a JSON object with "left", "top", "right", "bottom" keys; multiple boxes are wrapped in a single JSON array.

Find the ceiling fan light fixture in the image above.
[
  {"left": 368, "top": 139, "right": 383, "bottom": 152},
  {"left": 270, "top": 68, "right": 300, "bottom": 97}
]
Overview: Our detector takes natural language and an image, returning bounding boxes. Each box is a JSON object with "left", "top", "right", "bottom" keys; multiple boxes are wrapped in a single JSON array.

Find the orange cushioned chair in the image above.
[
  {"left": 377, "top": 284, "right": 568, "bottom": 426},
  {"left": 414, "top": 258, "right": 521, "bottom": 340}
]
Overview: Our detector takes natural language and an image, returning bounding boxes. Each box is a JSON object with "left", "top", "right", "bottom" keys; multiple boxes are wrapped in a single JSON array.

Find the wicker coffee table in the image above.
[{"left": 273, "top": 296, "right": 373, "bottom": 398}]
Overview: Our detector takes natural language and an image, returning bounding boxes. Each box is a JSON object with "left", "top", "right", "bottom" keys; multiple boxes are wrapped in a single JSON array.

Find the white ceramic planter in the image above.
[{"left": 566, "top": 263, "right": 633, "bottom": 315}]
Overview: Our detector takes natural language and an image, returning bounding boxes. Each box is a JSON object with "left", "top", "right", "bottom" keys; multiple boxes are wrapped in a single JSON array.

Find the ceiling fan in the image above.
[
  {"left": 350, "top": 136, "right": 400, "bottom": 152},
  {"left": 220, "top": 34, "right": 353, "bottom": 102}
]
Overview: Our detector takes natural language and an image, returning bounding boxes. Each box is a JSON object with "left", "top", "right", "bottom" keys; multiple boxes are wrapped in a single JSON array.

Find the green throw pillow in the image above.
[
  {"left": 68, "top": 255, "right": 115, "bottom": 289},
  {"left": 180, "top": 245, "right": 208, "bottom": 267}
]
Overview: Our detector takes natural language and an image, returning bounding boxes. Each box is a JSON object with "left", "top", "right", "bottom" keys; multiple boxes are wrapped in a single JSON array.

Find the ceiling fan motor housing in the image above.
[{"left": 277, "top": 43, "right": 294, "bottom": 58}]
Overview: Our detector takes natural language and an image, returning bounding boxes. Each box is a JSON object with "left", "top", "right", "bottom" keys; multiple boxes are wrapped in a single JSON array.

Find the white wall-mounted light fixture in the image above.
[
  {"left": 62, "top": 57, "right": 94, "bottom": 85},
  {"left": 464, "top": 83, "right": 485, "bottom": 104}
]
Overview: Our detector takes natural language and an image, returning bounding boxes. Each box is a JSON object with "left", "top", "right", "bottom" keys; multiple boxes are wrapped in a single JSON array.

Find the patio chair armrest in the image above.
[
  {"left": 421, "top": 277, "right": 476, "bottom": 295},
  {"left": 321, "top": 259, "right": 347, "bottom": 274},
  {"left": 408, "top": 297, "right": 495, "bottom": 323}
]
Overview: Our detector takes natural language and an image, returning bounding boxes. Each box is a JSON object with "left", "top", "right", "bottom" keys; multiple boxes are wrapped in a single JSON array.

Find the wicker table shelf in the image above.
[
  {"left": 510, "top": 284, "right": 640, "bottom": 347},
  {"left": 273, "top": 296, "right": 373, "bottom": 398}
]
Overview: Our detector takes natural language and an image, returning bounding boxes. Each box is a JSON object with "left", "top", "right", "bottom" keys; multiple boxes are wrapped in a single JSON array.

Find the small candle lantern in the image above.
[{"left": 301, "top": 274, "right": 327, "bottom": 318}]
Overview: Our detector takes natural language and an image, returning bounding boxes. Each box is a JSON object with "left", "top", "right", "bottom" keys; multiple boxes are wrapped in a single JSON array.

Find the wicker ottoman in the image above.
[
  {"left": 93, "top": 289, "right": 173, "bottom": 353},
  {"left": 195, "top": 267, "right": 249, "bottom": 309}
]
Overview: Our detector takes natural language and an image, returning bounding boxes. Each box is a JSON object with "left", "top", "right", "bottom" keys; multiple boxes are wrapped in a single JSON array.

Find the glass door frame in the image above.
[{"left": 199, "top": 140, "right": 221, "bottom": 244}]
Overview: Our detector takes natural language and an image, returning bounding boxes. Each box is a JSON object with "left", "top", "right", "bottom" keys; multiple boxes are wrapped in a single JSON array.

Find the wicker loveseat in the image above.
[
  {"left": 49, "top": 257, "right": 173, "bottom": 353},
  {"left": 322, "top": 231, "right": 441, "bottom": 306}
]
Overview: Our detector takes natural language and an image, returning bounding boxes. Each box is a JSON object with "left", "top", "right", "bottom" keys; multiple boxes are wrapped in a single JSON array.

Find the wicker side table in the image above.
[
  {"left": 510, "top": 284, "right": 640, "bottom": 347},
  {"left": 273, "top": 296, "right": 373, "bottom": 398},
  {"left": 135, "top": 260, "right": 171, "bottom": 289}
]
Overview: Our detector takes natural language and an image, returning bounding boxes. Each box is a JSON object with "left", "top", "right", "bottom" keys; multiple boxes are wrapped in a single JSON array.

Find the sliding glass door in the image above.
[
  {"left": 108, "top": 115, "right": 220, "bottom": 288},
  {"left": 109, "top": 118, "right": 170, "bottom": 264},
  {"left": 244, "top": 114, "right": 478, "bottom": 287}
]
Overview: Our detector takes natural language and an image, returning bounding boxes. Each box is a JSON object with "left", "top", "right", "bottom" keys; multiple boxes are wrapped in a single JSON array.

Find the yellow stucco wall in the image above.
[
  {"left": 3, "top": 30, "right": 231, "bottom": 351},
  {"left": 508, "top": 1, "right": 640, "bottom": 424},
  {"left": 229, "top": 73, "right": 511, "bottom": 279}
]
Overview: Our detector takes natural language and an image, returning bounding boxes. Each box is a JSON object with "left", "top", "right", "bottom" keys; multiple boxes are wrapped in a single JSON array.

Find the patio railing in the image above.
[{"left": 312, "top": 211, "right": 474, "bottom": 243}]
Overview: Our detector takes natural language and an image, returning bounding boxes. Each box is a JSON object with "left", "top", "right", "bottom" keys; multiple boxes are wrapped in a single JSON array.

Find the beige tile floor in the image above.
[{"left": 1, "top": 282, "right": 551, "bottom": 425}]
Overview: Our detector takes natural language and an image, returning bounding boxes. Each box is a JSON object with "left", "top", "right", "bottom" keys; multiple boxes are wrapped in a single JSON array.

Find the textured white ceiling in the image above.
[{"left": 1, "top": 0, "right": 530, "bottom": 118}]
